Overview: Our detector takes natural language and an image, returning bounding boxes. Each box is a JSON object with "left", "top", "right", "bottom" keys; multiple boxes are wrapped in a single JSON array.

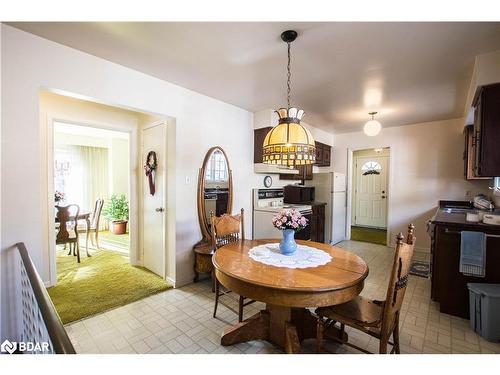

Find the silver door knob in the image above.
[{"left": 155, "top": 207, "right": 165, "bottom": 212}]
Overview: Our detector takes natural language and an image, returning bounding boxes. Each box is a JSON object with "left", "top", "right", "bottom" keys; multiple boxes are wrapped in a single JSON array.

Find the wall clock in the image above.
[{"left": 263, "top": 175, "right": 272, "bottom": 188}]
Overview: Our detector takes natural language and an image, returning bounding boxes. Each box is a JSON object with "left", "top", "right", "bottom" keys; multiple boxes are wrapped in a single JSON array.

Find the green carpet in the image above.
[
  {"left": 48, "top": 250, "right": 172, "bottom": 324},
  {"left": 98, "top": 230, "right": 129, "bottom": 253},
  {"left": 351, "top": 226, "right": 387, "bottom": 246}
]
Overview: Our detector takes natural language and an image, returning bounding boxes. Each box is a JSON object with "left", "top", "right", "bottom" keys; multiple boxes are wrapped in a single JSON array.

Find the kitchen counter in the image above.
[
  {"left": 430, "top": 200, "right": 500, "bottom": 229},
  {"left": 431, "top": 209, "right": 500, "bottom": 228}
]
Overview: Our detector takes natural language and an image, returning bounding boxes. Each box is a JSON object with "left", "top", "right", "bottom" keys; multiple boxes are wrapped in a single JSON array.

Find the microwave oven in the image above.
[{"left": 283, "top": 185, "right": 315, "bottom": 204}]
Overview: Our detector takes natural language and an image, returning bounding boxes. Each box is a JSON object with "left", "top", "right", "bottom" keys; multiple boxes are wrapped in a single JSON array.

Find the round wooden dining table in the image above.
[{"left": 212, "top": 239, "right": 369, "bottom": 353}]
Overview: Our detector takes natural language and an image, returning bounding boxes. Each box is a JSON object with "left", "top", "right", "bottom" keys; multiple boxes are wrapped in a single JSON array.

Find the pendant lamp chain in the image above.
[{"left": 286, "top": 41, "right": 292, "bottom": 109}]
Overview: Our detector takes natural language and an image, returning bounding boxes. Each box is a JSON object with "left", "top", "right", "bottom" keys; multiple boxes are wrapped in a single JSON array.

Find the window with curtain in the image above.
[{"left": 54, "top": 145, "right": 109, "bottom": 211}]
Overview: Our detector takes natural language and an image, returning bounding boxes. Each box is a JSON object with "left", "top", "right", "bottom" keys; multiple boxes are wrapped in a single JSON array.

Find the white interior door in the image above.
[
  {"left": 142, "top": 122, "right": 166, "bottom": 277},
  {"left": 354, "top": 156, "right": 388, "bottom": 228}
]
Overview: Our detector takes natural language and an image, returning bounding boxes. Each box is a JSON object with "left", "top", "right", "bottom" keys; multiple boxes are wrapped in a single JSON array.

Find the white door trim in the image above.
[
  {"left": 346, "top": 147, "right": 393, "bottom": 247},
  {"left": 43, "top": 114, "right": 138, "bottom": 287},
  {"left": 353, "top": 155, "right": 388, "bottom": 228}
]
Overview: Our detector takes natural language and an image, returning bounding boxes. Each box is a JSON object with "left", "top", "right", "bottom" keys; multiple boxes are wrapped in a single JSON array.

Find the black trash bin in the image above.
[{"left": 468, "top": 283, "right": 500, "bottom": 342}]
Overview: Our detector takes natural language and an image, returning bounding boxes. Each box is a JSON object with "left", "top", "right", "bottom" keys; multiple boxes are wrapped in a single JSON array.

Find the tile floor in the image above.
[{"left": 65, "top": 240, "right": 500, "bottom": 354}]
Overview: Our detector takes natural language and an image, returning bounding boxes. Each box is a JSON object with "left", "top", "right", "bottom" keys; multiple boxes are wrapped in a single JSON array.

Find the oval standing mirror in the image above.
[{"left": 197, "top": 146, "right": 233, "bottom": 243}]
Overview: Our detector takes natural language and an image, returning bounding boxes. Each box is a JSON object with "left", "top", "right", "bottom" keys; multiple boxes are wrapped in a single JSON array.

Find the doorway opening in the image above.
[
  {"left": 349, "top": 147, "right": 390, "bottom": 246},
  {"left": 54, "top": 121, "right": 131, "bottom": 255},
  {"left": 42, "top": 91, "right": 173, "bottom": 324}
]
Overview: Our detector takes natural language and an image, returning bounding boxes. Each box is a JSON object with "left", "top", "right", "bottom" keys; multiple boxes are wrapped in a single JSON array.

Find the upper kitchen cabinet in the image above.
[
  {"left": 254, "top": 127, "right": 273, "bottom": 163},
  {"left": 315, "top": 141, "right": 331, "bottom": 167},
  {"left": 463, "top": 125, "right": 491, "bottom": 180},
  {"left": 472, "top": 82, "right": 500, "bottom": 177},
  {"left": 279, "top": 164, "right": 313, "bottom": 181}
]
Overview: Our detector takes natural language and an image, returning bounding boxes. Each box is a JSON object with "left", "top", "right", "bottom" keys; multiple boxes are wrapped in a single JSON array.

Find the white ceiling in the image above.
[{"left": 9, "top": 22, "right": 500, "bottom": 133}]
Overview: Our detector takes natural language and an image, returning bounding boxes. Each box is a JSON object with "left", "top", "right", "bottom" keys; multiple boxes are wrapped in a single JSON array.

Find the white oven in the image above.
[{"left": 252, "top": 188, "right": 312, "bottom": 240}]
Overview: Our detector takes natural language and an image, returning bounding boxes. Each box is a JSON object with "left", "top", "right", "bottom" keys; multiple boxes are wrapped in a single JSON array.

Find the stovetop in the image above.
[{"left": 254, "top": 204, "right": 312, "bottom": 213}]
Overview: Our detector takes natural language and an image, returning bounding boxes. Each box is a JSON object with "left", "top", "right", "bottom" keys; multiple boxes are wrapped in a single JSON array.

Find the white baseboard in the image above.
[{"left": 165, "top": 276, "right": 176, "bottom": 288}]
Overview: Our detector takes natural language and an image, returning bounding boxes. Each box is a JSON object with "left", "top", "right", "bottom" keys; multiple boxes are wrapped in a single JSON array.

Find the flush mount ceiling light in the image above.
[
  {"left": 364, "top": 111, "right": 382, "bottom": 136},
  {"left": 262, "top": 30, "right": 316, "bottom": 167}
]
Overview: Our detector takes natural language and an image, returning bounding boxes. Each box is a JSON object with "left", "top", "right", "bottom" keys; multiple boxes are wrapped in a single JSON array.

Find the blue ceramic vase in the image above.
[{"left": 279, "top": 229, "right": 297, "bottom": 255}]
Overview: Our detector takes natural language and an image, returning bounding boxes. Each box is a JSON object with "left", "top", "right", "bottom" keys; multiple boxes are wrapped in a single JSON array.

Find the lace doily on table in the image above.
[{"left": 248, "top": 243, "right": 332, "bottom": 269}]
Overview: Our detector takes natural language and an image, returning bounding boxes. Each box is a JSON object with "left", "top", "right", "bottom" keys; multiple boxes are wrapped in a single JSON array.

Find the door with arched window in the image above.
[{"left": 354, "top": 156, "right": 388, "bottom": 228}]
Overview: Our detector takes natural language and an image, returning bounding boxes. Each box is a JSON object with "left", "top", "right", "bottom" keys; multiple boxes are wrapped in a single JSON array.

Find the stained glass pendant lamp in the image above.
[{"left": 262, "top": 30, "right": 316, "bottom": 166}]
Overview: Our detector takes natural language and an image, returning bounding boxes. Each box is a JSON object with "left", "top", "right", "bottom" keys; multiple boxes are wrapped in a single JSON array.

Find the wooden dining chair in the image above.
[
  {"left": 315, "top": 224, "right": 416, "bottom": 354},
  {"left": 211, "top": 208, "right": 255, "bottom": 322},
  {"left": 56, "top": 204, "right": 81, "bottom": 263},
  {"left": 89, "top": 198, "right": 104, "bottom": 250}
]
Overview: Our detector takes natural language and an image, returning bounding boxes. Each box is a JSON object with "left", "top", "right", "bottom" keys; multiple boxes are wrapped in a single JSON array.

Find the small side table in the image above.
[{"left": 193, "top": 241, "right": 215, "bottom": 288}]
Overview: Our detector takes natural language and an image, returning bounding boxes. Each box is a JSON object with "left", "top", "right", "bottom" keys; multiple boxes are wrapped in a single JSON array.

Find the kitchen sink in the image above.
[{"left": 442, "top": 208, "right": 476, "bottom": 214}]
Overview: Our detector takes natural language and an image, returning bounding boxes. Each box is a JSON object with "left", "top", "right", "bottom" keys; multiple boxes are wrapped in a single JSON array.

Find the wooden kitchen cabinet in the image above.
[
  {"left": 463, "top": 125, "right": 490, "bottom": 180},
  {"left": 315, "top": 141, "right": 332, "bottom": 167},
  {"left": 279, "top": 164, "right": 313, "bottom": 181},
  {"left": 310, "top": 203, "right": 326, "bottom": 243},
  {"left": 323, "top": 146, "right": 331, "bottom": 166},
  {"left": 430, "top": 219, "right": 500, "bottom": 319},
  {"left": 472, "top": 82, "right": 500, "bottom": 177},
  {"left": 253, "top": 127, "right": 273, "bottom": 163}
]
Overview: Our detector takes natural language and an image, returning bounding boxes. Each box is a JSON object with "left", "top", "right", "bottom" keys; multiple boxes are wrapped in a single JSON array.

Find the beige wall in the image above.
[
  {"left": 109, "top": 137, "right": 130, "bottom": 198},
  {"left": 333, "top": 118, "right": 492, "bottom": 252}
]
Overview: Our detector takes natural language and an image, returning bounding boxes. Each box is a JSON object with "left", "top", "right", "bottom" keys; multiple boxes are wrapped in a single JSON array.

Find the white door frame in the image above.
[
  {"left": 353, "top": 155, "right": 389, "bottom": 228},
  {"left": 346, "top": 147, "right": 393, "bottom": 247},
  {"left": 43, "top": 115, "right": 139, "bottom": 287},
  {"left": 140, "top": 120, "right": 169, "bottom": 279}
]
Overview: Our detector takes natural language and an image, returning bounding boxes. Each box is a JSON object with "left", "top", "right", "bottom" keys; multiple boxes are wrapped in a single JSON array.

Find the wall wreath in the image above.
[{"left": 144, "top": 151, "right": 157, "bottom": 195}]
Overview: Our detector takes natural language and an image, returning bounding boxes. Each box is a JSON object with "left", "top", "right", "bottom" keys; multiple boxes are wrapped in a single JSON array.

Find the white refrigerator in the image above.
[{"left": 306, "top": 172, "right": 347, "bottom": 245}]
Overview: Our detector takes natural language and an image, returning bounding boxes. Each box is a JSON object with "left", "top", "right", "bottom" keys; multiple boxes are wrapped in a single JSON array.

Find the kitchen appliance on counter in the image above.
[
  {"left": 305, "top": 172, "right": 347, "bottom": 244},
  {"left": 283, "top": 185, "right": 315, "bottom": 204},
  {"left": 483, "top": 213, "right": 500, "bottom": 225},
  {"left": 252, "top": 188, "right": 312, "bottom": 240},
  {"left": 473, "top": 194, "right": 494, "bottom": 210}
]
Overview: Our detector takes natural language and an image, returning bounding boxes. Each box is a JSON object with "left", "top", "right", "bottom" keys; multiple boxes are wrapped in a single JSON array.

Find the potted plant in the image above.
[{"left": 103, "top": 194, "right": 129, "bottom": 235}]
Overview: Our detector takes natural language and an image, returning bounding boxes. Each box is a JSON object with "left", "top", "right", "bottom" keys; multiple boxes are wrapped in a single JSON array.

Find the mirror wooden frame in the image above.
[{"left": 197, "top": 146, "right": 233, "bottom": 244}]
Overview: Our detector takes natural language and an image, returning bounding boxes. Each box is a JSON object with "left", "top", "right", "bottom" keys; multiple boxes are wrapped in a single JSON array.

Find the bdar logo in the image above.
[{"left": 1, "top": 339, "right": 17, "bottom": 354}]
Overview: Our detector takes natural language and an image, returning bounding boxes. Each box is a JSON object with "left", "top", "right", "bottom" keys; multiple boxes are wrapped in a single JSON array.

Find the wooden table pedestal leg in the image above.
[
  {"left": 221, "top": 310, "right": 270, "bottom": 346},
  {"left": 220, "top": 305, "right": 349, "bottom": 354}
]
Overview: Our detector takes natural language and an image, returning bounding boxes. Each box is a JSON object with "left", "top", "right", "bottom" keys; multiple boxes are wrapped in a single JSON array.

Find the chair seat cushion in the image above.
[{"left": 316, "top": 296, "right": 384, "bottom": 328}]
